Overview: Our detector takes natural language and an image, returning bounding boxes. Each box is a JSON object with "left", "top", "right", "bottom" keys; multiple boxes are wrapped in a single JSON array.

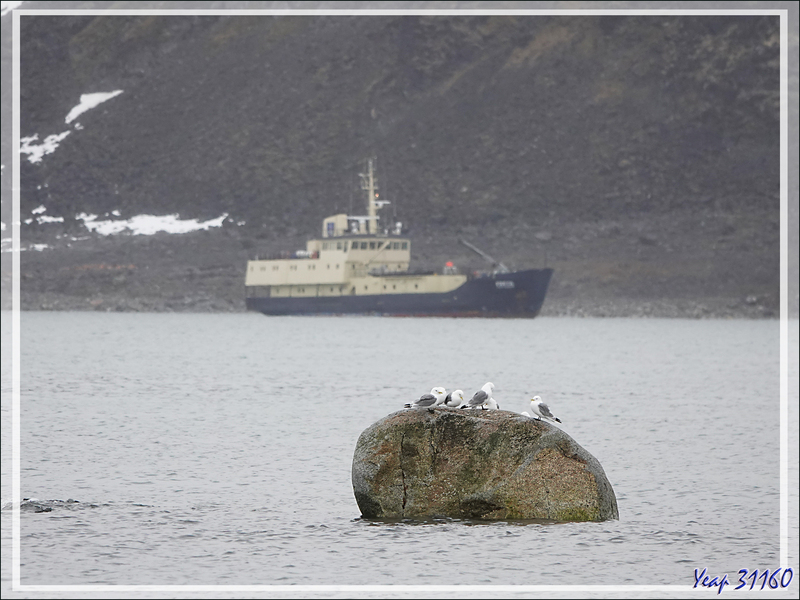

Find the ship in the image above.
[{"left": 244, "top": 159, "right": 553, "bottom": 317}]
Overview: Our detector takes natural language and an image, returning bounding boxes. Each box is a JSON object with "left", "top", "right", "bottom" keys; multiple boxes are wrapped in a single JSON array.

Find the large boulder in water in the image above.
[{"left": 352, "top": 407, "right": 619, "bottom": 521}]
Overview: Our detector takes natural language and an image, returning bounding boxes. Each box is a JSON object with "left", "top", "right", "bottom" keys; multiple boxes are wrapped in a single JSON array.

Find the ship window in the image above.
[
  {"left": 401, "top": 242, "right": 408, "bottom": 250},
  {"left": 370, "top": 242, "right": 376, "bottom": 250},
  {"left": 336, "top": 264, "right": 340, "bottom": 269},
  {"left": 330, "top": 287, "right": 333, "bottom": 292},
  {"left": 337, "top": 242, "right": 343, "bottom": 250},
  {"left": 383, "top": 285, "right": 386, "bottom": 290},
  {"left": 361, "top": 242, "right": 368, "bottom": 250},
  {"left": 393, "top": 285, "right": 396, "bottom": 290},
  {"left": 415, "top": 284, "right": 418, "bottom": 289},
  {"left": 322, "top": 243, "right": 328, "bottom": 250},
  {"left": 260, "top": 266, "right": 266, "bottom": 271},
  {"left": 392, "top": 242, "right": 399, "bottom": 250}
]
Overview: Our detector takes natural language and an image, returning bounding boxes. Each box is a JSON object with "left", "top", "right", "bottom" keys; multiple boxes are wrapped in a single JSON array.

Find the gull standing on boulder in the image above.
[
  {"left": 461, "top": 382, "right": 495, "bottom": 409},
  {"left": 443, "top": 389, "right": 465, "bottom": 407},
  {"left": 405, "top": 387, "right": 447, "bottom": 409},
  {"left": 431, "top": 386, "right": 448, "bottom": 406},
  {"left": 483, "top": 396, "right": 499, "bottom": 410},
  {"left": 530, "top": 395, "right": 562, "bottom": 423}
]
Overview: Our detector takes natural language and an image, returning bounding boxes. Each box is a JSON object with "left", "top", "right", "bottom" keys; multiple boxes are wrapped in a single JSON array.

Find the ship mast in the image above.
[
  {"left": 361, "top": 158, "right": 378, "bottom": 235},
  {"left": 357, "top": 157, "right": 392, "bottom": 235}
]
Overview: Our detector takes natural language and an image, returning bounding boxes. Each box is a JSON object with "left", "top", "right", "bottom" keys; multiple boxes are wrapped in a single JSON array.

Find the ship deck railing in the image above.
[{"left": 253, "top": 251, "right": 320, "bottom": 261}]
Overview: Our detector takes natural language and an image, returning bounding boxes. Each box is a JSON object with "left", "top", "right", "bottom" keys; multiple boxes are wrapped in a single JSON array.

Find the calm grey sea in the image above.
[{"left": 1, "top": 312, "right": 798, "bottom": 597}]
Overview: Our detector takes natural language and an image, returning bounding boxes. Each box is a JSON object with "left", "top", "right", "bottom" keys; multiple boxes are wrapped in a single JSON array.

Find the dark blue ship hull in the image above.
[{"left": 246, "top": 268, "right": 553, "bottom": 317}]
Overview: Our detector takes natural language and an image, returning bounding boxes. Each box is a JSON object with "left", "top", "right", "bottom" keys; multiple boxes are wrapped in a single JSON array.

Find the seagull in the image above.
[
  {"left": 529, "top": 395, "right": 562, "bottom": 423},
  {"left": 431, "top": 386, "right": 448, "bottom": 406},
  {"left": 405, "top": 393, "right": 436, "bottom": 409},
  {"left": 405, "top": 387, "right": 447, "bottom": 409},
  {"left": 461, "top": 382, "right": 495, "bottom": 409},
  {"left": 443, "top": 389, "right": 465, "bottom": 407},
  {"left": 483, "top": 396, "right": 499, "bottom": 410}
]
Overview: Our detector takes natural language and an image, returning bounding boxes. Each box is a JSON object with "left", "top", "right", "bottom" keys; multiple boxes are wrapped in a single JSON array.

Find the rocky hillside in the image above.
[{"left": 2, "top": 4, "right": 796, "bottom": 317}]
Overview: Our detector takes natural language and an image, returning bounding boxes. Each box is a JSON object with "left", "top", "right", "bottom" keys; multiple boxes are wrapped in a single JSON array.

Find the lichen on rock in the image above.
[{"left": 352, "top": 407, "right": 619, "bottom": 522}]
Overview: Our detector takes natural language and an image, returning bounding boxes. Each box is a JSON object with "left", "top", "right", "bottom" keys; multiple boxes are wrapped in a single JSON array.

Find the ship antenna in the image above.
[
  {"left": 348, "top": 170, "right": 354, "bottom": 216},
  {"left": 384, "top": 161, "right": 397, "bottom": 221}
]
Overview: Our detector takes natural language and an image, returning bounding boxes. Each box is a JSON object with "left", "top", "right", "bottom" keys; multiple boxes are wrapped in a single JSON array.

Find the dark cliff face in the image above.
[
  {"left": 15, "top": 14, "right": 780, "bottom": 227},
  {"left": 4, "top": 8, "right": 792, "bottom": 315}
]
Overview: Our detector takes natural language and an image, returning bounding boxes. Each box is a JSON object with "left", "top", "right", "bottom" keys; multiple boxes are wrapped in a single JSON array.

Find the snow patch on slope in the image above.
[
  {"left": 77, "top": 213, "right": 229, "bottom": 236},
  {"left": 65, "top": 91, "right": 123, "bottom": 124}
]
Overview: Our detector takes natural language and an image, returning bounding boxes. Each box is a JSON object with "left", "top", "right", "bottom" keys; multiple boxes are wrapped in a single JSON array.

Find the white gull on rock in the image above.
[
  {"left": 461, "top": 382, "right": 495, "bottom": 409},
  {"left": 443, "top": 389, "right": 465, "bottom": 407},
  {"left": 483, "top": 396, "right": 499, "bottom": 410},
  {"left": 530, "top": 395, "right": 562, "bottom": 424},
  {"left": 432, "top": 387, "right": 448, "bottom": 406},
  {"left": 405, "top": 387, "right": 447, "bottom": 409}
]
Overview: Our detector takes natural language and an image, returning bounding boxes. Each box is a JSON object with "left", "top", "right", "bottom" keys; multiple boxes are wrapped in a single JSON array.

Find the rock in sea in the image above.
[{"left": 351, "top": 408, "right": 619, "bottom": 521}]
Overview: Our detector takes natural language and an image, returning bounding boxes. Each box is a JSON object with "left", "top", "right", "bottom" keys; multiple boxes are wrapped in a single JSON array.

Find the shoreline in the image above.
[
  {"left": 1, "top": 294, "right": 783, "bottom": 319},
  {"left": 2, "top": 218, "right": 791, "bottom": 320}
]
